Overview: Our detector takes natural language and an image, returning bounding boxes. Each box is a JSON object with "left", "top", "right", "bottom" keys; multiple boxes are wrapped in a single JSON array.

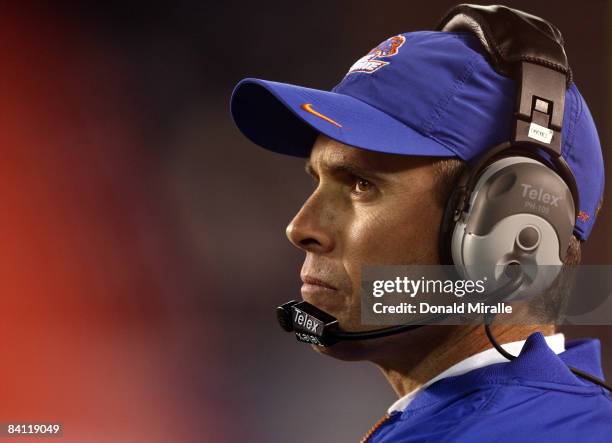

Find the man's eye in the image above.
[{"left": 354, "top": 178, "right": 373, "bottom": 193}]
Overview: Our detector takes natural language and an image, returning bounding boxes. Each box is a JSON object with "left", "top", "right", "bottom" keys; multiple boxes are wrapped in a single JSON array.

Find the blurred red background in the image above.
[{"left": 0, "top": 2, "right": 609, "bottom": 442}]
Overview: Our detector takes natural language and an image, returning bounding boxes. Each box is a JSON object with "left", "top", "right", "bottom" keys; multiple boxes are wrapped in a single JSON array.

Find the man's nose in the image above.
[{"left": 285, "top": 192, "right": 335, "bottom": 254}]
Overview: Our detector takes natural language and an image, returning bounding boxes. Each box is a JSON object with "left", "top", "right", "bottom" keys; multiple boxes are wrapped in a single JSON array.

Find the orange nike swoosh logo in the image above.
[{"left": 300, "top": 103, "right": 342, "bottom": 128}]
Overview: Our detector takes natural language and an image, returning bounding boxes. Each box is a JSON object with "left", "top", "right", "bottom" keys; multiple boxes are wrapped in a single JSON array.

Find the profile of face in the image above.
[{"left": 285, "top": 134, "right": 447, "bottom": 359}]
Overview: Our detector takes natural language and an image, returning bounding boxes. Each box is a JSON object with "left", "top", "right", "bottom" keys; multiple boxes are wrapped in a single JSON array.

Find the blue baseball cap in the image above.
[{"left": 230, "top": 31, "right": 604, "bottom": 241}]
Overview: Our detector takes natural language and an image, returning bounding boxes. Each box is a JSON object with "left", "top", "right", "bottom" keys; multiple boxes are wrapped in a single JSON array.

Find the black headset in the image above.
[
  {"left": 276, "top": 4, "right": 611, "bottom": 392},
  {"left": 437, "top": 4, "right": 579, "bottom": 298}
]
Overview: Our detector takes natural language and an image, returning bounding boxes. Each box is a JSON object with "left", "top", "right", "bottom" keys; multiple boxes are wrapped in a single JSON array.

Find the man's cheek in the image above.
[{"left": 349, "top": 220, "right": 417, "bottom": 261}]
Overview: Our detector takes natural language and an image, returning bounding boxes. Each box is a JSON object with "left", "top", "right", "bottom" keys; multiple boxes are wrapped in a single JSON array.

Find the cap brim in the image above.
[{"left": 230, "top": 78, "right": 457, "bottom": 158}]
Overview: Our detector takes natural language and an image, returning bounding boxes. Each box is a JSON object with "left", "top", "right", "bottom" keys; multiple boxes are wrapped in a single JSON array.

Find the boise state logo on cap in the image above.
[{"left": 346, "top": 35, "right": 406, "bottom": 75}]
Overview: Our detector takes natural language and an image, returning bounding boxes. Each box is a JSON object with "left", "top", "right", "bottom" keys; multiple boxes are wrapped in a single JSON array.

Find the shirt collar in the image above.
[{"left": 387, "top": 333, "right": 565, "bottom": 414}]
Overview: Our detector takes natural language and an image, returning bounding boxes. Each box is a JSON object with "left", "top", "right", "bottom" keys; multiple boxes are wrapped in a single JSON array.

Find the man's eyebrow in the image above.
[{"left": 304, "top": 160, "right": 386, "bottom": 182}]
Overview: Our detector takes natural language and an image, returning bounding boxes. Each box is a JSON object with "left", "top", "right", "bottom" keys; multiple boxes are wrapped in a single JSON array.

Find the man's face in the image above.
[{"left": 286, "top": 134, "right": 445, "bottom": 344}]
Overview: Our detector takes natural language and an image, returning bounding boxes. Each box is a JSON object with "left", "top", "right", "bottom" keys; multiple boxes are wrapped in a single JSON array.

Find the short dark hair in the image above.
[{"left": 431, "top": 157, "right": 582, "bottom": 323}]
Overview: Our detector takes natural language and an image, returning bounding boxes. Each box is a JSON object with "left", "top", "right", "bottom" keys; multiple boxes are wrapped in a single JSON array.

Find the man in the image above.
[{"left": 230, "top": 5, "right": 611, "bottom": 442}]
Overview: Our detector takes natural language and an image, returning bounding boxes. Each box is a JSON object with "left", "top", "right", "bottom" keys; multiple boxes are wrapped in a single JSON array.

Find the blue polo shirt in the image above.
[{"left": 369, "top": 332, "right": 612, "bottom": 442}]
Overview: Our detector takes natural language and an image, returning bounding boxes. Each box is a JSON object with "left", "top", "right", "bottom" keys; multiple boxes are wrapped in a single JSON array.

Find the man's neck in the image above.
[{"left": 371, "top": 324, "right": 555, "bottom": 398}]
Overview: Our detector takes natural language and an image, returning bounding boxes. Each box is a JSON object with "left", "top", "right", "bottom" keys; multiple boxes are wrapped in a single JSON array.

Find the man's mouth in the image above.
[
  {"left": 300, "top": 273, "right": 348, "bottom": 314},
  {"left": 300, "top": 275, "right": 338, "bottom": 295}
]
